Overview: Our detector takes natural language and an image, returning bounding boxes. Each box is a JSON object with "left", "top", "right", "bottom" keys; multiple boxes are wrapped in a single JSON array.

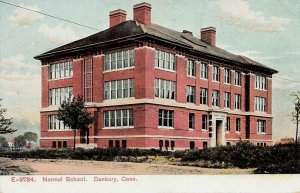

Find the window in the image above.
[
  {"left": 190, "top": 141, "right": 195, "bottom": 149},
  {"left": 104, "top": 79, "right": 134, "bottom": 100},
  {"left": 83, "top": 58, "right": 93, "bottom": 102},
  {"left": 203, "top": 141, "right": 208, "bottom": 149},
  {"left": 48, "top": 115, "right": 70, "bottom": 130},
  {"left": 212, "top": 66, "right": 220, "bottom": 82},
  {"left": 257, "top": 120, "right": 266, "bottom": 133},
  {"left": 189, "top": 113, "right": 195, "bottom": 129},
  {"left": 236, "top": 118, "right": 241, "bottom": 132},
  {"left": 122, "top": 140, "right": 127, "bottom": 148},
  {"left": 226, "top": 117, "right": 230, "bottom": 132},
  {"left": 200, "top": 63, "right": 208, "bottom": 79},
  {"left": 49, "top": 61, "right": 73, "bottom": 80},
  {"left": 200, "top": 88, "right": 208, "bottom": 105},
  {"left": 104, "top": 49, "right": 134, "bottom": 71},
  {"left": 165, "top": 140, "right": 169, "bottom": 150},
  {"left": 202, "top": 115, "right": 208, "bottom": 131},
  {"left": 103, "top": 109, "right": 133, "bottom": 128},
  {"left": 212, "top": 90, "right": 220, "bottom": 107},
  {"left": 52, "top": 141, "right": 56, "bottom": 148},
  {"left": 224, "top": 68, "right": 231, "bottom": 84},
  {"left": 108, "top": 140, "right": 113, "bottom": 148},
  {"left": 49, "top": 87, "right": 73, "bottom": 105},
  {"left": 255, "top": 97, "right": 266, "bottom": 112},
  {"left": 186, "top": 86, "right": 195, "bottom": 103},
  {"left": 155, "top": 50, "right": 176, "bottom": 71},
  {"left": 58, "top": 141, "right": 62, "bottom": 148},
  {"left": 234, "top": 94, "right": 241, "bottom": 109},
  {"left": 234, "top": 71, "right": 241, "bottom": 86},
  {"left": 159, "top": 140, "right": 163, "bottom": 150},
  {"left": 186, "top": 59, "right": 196, "bottom": 77},
  {"left": 63, "top": 141, "right": 67, "bottom": 148},
  {"left": 224, "top": 92, "right": 230, "bottom": 108},
  {"left": 171, "top": 141, "right": 175, "bottom": 150},
  {"left": 155, "top": 79, "right": 176, "bottom": 99},
  {"left": 158, "top": 110, "right": 174, "bottom": 128},
  {"left": 255, "top": 75, "right": 267, "bottom": 90}
]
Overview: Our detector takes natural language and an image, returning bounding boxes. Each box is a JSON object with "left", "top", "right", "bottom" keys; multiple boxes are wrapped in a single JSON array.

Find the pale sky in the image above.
[{"left": 0, "top": 0, "right": 299, "bottom": 141}]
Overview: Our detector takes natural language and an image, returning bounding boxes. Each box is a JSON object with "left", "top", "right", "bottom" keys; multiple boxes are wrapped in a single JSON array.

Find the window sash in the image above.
[
  {"left": 200, "top": 88, "right": 208, "bottom": 105},
  {"left": 158, "top": 109, "right": 174, "bottom": 128},
  {"left": 200, "top": 63, "right": 208, "bottom": 79}
]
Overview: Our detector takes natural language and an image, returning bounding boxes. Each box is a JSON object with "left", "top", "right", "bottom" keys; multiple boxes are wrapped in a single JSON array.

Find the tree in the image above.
[
  {"left": 14, "top": 135, "right": 26, "bottom": 148},
  {"left": 0, "top": 98, "right": 16, "bottom": 134},
  {"left": 291, "top": 91, "right": 300, "bottom": 144},
  {"left": 23, "top": 131, "right": 38, "bottom": 142},
  {"left": 57, "top": 95, "right": 94, "bottom": 150},
  {"left": 0, "top": 136, "right": 8, "bottom": 148}
]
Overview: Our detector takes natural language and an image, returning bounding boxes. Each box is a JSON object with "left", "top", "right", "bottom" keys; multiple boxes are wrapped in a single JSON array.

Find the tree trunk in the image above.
[{"left": 73, "top": 129, "right": 76, "bottom": 151}]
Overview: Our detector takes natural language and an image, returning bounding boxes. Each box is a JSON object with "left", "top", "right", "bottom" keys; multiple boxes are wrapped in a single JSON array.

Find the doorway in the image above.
[{"left": 216, "top": 120, "right": 223, "bottom": 146}]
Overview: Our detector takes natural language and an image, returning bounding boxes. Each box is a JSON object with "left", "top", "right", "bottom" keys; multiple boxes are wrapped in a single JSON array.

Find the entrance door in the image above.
[{"left": 216, "top": 120, "right": 223, "bottom": 146}]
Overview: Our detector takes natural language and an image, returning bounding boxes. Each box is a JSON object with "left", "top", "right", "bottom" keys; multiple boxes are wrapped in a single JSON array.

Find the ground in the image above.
[{"left": 0, "top": 157, "right": 255, "bottom": 175}]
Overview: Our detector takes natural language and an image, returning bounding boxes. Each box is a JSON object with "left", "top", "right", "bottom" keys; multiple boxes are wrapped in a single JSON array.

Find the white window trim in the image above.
[
  {"left": 103, "top": 109, "right": 133, "bottom": 129},
  {"left": 158, "top": 126, "right": 174, "bottom": 130},
  {"left": 103, "top": 66, "right": 135, "bottom": 73}
]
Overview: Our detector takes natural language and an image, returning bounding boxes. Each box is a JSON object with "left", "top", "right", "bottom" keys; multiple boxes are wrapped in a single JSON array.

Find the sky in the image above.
[{"left": 0, "top": 0, "right": 299, "bottom": 141}]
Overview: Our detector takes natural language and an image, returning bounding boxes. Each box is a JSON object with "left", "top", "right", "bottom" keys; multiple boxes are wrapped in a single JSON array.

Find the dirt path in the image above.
[{"left": 12, "top": 159, "right": 255, "bottom": 175}]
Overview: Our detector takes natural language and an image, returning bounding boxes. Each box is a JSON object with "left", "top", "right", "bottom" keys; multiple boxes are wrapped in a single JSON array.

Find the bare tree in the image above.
[{"left": 291, "top": 91, "right": 300, "bottom": 144}]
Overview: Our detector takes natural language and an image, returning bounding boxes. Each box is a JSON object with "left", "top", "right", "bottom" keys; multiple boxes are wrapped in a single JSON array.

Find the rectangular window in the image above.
[
  {"left": 257, "top": 120, "right": 266, "bottom": 133},
  {"left": 234, "top": 71, "right": 241, "bottom": 86},
  {"left": 48, "top": 115, "right": 70, "bottom": 130},
  {"left": 226, "top": 117, "right": 230, "bottom": 132},
  {"left": 117, "top": 51, "right": 122, "bottom": 69},
  {"left": 236, "top": 118, "right": 241, "bottom": 132},
  {"left": 255, "top": 97, "right": 266, "bottom": 112},
  {"left": 123, "top": 50, "right": 129, "bottom": 68},
  {"left": 129, "top": 49, "right": 135, "bottom": 67},
  {"left": 186, "top": 59, "right": 195, "bottom": 77},
  {"left": 104, "top": 79, "right": 134, "bottom": 100},
  {"left": 212, "top": 90, "right": 220, "bottom": 107},
  {"left": 186, "top": 86, "right": 195, "bottom": 103},
  {"left": 155, "top": 50, "right": 176, "bottom": 71},
  {"left": 49, "top": 87, "right": 73, "bottom": 105},
  {"left": 212, "top": 66, "right": 220, "bottom": 82},
  {"left": 224, "top": 92, "right": 230, "bottom": 108},
  {"left": 255, "top": 75, "right": 267, "bottom": 90},
  {"left": 200, "top": 63, "right": 208, "bottom": 79},
  {"left": 103, "top": 109, "right": 133, "bottom": 128},
  {"left": 189, "top": 113, "right": 195, "bottom": 129},
  {"left": 202, "top": 115, "right": 208, "bottom": 131},
  {"left": 104, "top": 53, "right": 111, "bottom": 71},
  {"left": 224, "top": 68, "right": 231, "bottom": 84},
  {"left": 158, "top": 109, "right": 174, "bottom": 128},
  {"left": 200, "top": 88, "right": 208, "bottom": 105},
  {"left": 83, "top": 58, "right": 93, "bottom": 102},
  {"left": 49, "top": 61, "right": 73, "bottom": 80},
  {"left": 155, "top": 78, "right": 176, "bottom": 100},
  {"left": 234, "top": 94, "right": 241, "bottom": 109},
  {"left": 111, "top": 52, "right": 117, "bottom": 70}
]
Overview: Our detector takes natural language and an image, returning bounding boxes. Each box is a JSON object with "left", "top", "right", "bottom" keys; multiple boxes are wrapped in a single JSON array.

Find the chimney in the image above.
[
  {"left": 201, "top": 27, "right": 216, "bottom": 46},
  {"left": 133, "top": 2, "right": 151, "bottom": 25},
  {"left": 109, "top": 9, "right": 126, "bottom": 28},
  {"left": 182, "top": 30, "right": 193, "bottom": 36}
]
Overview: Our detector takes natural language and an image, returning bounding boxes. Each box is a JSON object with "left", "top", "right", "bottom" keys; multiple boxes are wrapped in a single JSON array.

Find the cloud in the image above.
[
  {"left": 210, "top": 0, "right": 290, "bottom": 32},
  {"left": 9, "top": 3, "right": 44, "bottom": 27},
  {"left": 0, "top": 71, "right": 39, "bottom": 82},
  {"left": 38, "top": 24, "right": 79, "bottom": 46},
  {"left": 0, "top": 55, "right": 39, "bottom": 70},
  {"left": 272, "top": 76, "right": 300, "bottom": 90}
]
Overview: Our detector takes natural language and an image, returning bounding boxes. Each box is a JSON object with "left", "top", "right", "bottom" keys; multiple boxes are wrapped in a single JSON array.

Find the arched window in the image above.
[
  {"left": 165, "top": 140, "right": 169, "bottom": 151},
  {"left": 171, "top": 141, "right": 175, "bottom": 150},
  {"left": 159, "top": 140, "right": 163, "bottom": 150}
]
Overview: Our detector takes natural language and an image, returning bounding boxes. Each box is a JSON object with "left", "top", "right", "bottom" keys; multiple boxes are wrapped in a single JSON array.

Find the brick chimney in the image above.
[
  {"left": 201, "top": 27, "right": 216, "bottom": 46},
  {"left": 109, "top": 9, "right": 126, "bottom": 28},
  {"left": 133, "top": 2, "right": 151, "bottom": 25}
]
